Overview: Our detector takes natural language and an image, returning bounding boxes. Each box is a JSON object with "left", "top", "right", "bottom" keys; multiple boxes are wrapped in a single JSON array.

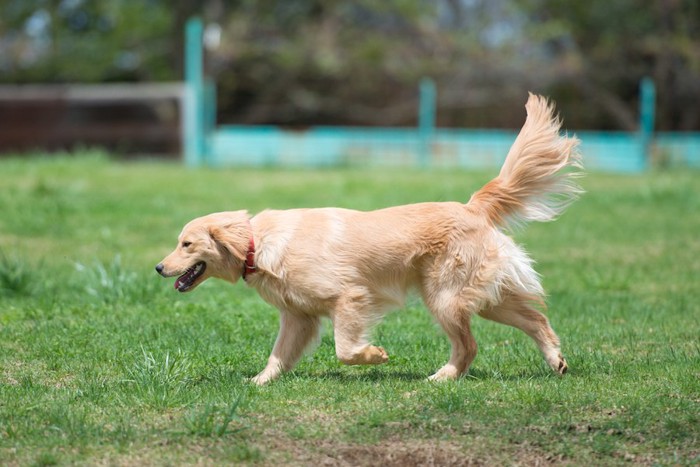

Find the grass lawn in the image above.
[{"left": 0, "top": 152, "right": 698, "bottom": 465}]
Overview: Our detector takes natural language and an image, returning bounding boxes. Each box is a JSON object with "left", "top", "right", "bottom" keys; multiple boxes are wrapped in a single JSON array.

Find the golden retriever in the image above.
[{"left": 156, "top": 94, "right": 582, "bottom": 385}]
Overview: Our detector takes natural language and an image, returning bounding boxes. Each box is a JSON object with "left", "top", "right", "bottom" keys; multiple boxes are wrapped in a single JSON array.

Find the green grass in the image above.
[{"left": 0, "top": 151, "right": 698, "bottom": 465}]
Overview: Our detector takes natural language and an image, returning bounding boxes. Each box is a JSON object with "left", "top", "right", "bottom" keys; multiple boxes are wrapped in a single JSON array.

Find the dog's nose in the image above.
[{"left": 155, "top": 263, "right": 164, "bottom": 275}]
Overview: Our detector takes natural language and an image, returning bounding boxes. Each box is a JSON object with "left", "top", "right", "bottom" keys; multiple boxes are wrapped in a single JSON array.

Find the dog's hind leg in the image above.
[
  {"left": 479, "top": 292, "right": 568, "bottom": 375},
  {"left": 251, "top": 311, "right": 320, "bottom": 385}
]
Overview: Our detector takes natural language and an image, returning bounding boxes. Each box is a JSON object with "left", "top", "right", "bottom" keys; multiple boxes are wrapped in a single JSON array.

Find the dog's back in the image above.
[{"left": 251, "top": 94, "right": 582, "bottom": 317}]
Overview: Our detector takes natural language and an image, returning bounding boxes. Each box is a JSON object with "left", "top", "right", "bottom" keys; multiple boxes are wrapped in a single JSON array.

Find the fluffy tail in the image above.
[{"left": 468, "top": 93, "right": 583, "bottom": 230}]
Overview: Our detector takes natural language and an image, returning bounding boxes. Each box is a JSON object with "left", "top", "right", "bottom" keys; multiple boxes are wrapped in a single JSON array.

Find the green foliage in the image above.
[
  {"left": 0, "top": 250, "right": 35, "bottom": 297},
  {"left": 184, "top": 396, "right": 247, "bottom": 437},
  {"left": 122, "top": 348, "right": 195, "bottom": 408},
  {"left": 2, "top": 1, "right": 699, "bottom": 129},
  {"left": 75, "top": 255, "right": 164, "bottom": 305},
  {"left": 0, "top": 0, "right": 174, "bottom": 82},
  {"left": 524, "top": 0, "right": 700, "bottom": 131},
  {"left": 0, "top": 154, "right": 698, "bottom": 464}
]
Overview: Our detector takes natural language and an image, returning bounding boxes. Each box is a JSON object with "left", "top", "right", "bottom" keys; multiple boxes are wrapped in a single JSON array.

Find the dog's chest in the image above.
[{"left": 254, "top": 277, "right": 337, "bottom": 316}]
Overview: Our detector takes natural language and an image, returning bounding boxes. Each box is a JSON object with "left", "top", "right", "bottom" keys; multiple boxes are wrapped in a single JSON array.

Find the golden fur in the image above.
[{"left": 156, "top": 94, "right": 582, "bottom": 385}]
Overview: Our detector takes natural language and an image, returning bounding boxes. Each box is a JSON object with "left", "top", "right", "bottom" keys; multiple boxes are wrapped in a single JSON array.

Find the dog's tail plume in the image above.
[{"left": 468, "top": 93, "right": 583, "bottom": 230}]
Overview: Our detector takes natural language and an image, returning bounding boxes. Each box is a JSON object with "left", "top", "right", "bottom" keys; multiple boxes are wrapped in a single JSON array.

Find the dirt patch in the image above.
[
  {"left": 260, "top": 436, "right": 568, "bottom": 467},
  {"left": 312, "top": 439, "right": 478, "bottom": 466}
]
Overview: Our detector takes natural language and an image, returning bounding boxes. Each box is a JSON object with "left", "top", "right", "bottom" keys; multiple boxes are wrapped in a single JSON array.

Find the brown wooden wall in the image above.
[{"left": 0, "top": 85, "right": 182, "bottom": 158}]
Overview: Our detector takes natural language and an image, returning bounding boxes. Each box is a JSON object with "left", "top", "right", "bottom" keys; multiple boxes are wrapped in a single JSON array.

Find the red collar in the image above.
[{"left": 242, "top": 233, "right": 256, "bottom": 281}]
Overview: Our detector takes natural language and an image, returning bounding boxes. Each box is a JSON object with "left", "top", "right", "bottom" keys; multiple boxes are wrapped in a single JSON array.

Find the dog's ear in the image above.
[{"left": 208, "top": 211, "right": 250, "bottom": 262}]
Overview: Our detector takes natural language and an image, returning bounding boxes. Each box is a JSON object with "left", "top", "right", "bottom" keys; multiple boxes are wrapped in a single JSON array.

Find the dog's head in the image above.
[{"left": 155, "top": 211, "right": 251, "bottom": 292}]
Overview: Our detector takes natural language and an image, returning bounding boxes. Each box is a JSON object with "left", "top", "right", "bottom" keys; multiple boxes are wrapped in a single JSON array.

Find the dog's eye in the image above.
[{"left": 182, "top": 241, "right": 192, "bottom": 248}]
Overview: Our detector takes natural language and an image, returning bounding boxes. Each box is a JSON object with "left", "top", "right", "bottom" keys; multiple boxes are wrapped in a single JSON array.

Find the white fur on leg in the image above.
[
  {"left": 428, "top": 363, "right": 463, "bottom": 382},
  {"left": 250, "top": 356, "right": 283, "bottom": 385},
  {"left": 543, "top": 349, "right": 568, "bottom": 375}
]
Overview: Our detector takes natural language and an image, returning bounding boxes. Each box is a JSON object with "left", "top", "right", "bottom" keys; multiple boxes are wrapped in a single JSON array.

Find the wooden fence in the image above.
[{"left": 0, "top": 83, "right": 184, "bottom": 156}]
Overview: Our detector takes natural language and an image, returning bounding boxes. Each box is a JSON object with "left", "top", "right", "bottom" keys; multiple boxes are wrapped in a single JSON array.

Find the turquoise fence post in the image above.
[
  {"left": 418, "top": 78, "right": 436, "bottom": 167},
  {"left": 639, "top": 77, "right": 656, "bottom": 170},
  {"left": 184, "top": 17, "right": 205, "bottom": 166},
  {"left": 204, "top": 79, "right": 217, "bottom": 165}
]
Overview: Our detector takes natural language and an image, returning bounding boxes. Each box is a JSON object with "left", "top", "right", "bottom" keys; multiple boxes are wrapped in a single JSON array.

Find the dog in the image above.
[{"left": 156, "top": 94, "right": 582, "bottom": 385}]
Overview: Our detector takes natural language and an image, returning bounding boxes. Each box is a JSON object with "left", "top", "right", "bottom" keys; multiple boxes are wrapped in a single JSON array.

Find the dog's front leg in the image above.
[
  {"left": 332, "top": 306, "right": 389, "bottom": 366},
  {"left": 251, "top": 311, "right": 320, "bottom": 385}
]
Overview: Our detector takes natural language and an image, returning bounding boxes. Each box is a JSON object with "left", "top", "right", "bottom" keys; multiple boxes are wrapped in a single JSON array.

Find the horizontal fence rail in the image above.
[
  {"left": 207, "top": 125, "right": 696, "bottom": 172},
  {"left": 0, "top": 83, "right": 184, "bottom": 101}
]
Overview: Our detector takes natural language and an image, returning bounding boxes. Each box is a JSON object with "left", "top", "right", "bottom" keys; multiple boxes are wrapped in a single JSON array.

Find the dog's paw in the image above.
[
  {"left": 367, "top": 345, "right": 389, "bottom": 364},
  {"left": 427, "top": 364, "right": 462, "bottom": 382},
  {"left": 556, "top": 354, "right": 568, "bottom": 375},
  {"left": 248, "top": 375, "right": 265, "bottom": 386},
  {"left": 339, "top": 345, "right": 390, "bottom": 365},
  {"left": 544, "top": 350, "right": 569, "bottom": 376},
  {"left": 250, "top": 372, "right": 275, "bottom": 386}
]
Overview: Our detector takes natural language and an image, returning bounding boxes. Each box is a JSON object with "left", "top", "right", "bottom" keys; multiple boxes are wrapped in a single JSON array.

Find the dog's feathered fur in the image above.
[{"left": 157, "top": 94, "right": 582, "bottom": 384}]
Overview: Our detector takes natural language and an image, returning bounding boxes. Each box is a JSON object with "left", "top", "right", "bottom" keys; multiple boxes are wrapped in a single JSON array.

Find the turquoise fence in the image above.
[
  {"left": 185, "top": 18, "right": 698, "bottom": 172},
  {"left": 209, "top": 127, "right": 665, "bottom": 172}
]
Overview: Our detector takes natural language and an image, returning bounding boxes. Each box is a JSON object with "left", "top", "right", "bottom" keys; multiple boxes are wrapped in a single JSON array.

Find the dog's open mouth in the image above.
[{"left": 174, "top": 262, "right": 206, "bottom": 292}]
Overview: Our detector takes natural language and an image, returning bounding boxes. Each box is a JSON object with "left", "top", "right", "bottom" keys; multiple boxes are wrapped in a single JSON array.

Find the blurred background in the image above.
[{"left": 0, "top": 0, "right": 698, "bottom": 168}]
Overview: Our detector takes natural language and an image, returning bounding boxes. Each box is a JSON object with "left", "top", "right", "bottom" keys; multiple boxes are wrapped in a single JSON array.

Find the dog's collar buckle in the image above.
[{"left": 242, "top": 235, "right": 256, "bottom": 281}]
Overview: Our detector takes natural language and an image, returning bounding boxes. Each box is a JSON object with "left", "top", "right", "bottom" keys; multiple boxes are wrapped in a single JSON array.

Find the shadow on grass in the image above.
[
  {"left": 467, "top": 366, "right": 566, "bottom": 381},
  {"left": 242, "top": 368, "right": 428, "bottom": 384},
  {"left": 314, "top": 369, "right": 427, "bottom": 382},
  {"left": 261, "top": 365, "right": 567, "bottom": 384}
]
